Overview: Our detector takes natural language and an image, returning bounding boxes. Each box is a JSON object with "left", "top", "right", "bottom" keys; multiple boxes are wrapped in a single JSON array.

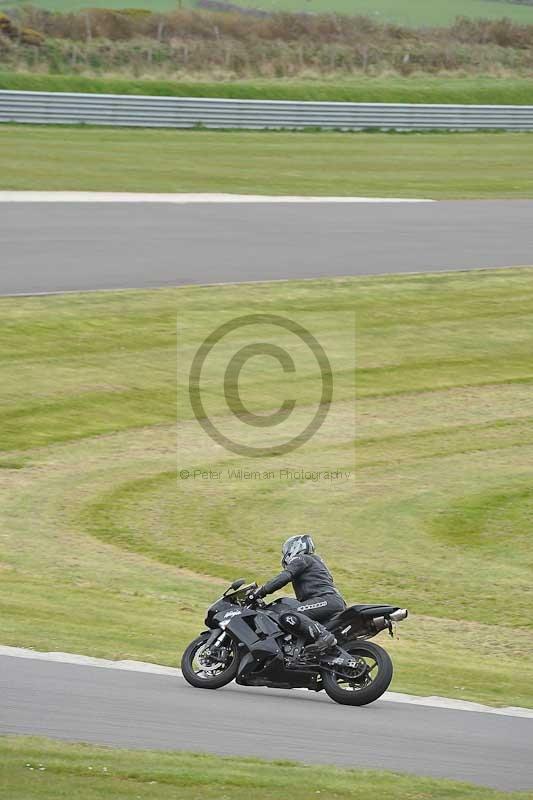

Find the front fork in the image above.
[
  {"left": 212, "top": 629, "right": 228, "bottom": 646},
  {"left": 202, "top": 629, "right": 230, "bottom": 659}
]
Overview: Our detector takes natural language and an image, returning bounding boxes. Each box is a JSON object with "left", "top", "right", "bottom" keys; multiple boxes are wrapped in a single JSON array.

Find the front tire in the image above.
[
  {"left": 322, "top": 641, "right": 393, "bottom": 706},
  {"left": 181, "top": 633, "right": 239, "bottom": 690}
]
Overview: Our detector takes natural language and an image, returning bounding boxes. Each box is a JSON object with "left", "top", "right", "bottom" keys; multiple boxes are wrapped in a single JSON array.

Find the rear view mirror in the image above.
[{"left": 230, "top": 578, "right": 246, "bottom": 591}]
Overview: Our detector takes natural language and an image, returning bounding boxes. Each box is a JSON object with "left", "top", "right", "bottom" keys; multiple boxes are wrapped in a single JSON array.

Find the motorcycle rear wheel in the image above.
[
  {"left": 181, "top": 633, "right": 239, "bottom": 690},
  {"left": 322, "top": 640, "right": 393, "bottom": 706}
]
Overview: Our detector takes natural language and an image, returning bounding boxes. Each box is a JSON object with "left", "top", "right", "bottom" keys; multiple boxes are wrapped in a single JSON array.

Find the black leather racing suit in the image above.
[{"left": 260, "top": 554, "right": 346, "bottom": 637}]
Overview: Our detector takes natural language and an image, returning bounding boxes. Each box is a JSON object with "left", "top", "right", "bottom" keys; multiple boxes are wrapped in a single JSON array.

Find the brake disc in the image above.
[{"left": 195, "top": 643, "right": 224, "bottom": 673}]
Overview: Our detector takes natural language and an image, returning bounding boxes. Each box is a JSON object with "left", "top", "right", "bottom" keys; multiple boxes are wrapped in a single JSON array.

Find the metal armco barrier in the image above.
[{"left": 1, "top": 90, "right": 533, "bottom": 131}]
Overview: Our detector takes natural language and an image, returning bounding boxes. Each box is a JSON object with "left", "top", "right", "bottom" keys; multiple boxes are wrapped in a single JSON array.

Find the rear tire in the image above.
[
  {"left": 322, "top": 641, "right": 393, "bottom": 706},
  {"left": 181, "top": 633, "right": 239, "bottom": 690}
]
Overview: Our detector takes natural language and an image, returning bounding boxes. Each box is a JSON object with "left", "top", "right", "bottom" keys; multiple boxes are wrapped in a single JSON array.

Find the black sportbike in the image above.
[{"left": 181, "top": 579, "right": 408, "bottom": 706}]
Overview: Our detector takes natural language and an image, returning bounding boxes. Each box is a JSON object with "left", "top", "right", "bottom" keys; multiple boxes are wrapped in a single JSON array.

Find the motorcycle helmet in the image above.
[{"left": 282, "top": 534, "right": 315, "bottom": 568}]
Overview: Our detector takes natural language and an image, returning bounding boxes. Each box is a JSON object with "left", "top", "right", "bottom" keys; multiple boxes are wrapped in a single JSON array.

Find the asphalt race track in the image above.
[
  {"left": 2, "top": 654, "right": 533, "bottom": 791},
  {"left": 1, "top": 200, "right": 533, "bottom": 295}
]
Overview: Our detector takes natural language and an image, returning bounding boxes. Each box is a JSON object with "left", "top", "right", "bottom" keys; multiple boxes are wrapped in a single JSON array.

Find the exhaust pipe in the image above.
[
  {"left": 389, "top": 608, "right": 408, "bottom": 622},
  {"left": 371, "top": 609, "right": 408, "bottom": 633}
]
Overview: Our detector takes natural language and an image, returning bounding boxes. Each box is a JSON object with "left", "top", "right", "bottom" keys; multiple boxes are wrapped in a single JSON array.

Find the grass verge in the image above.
[
  {"left": 3, "top": 73, "right": 533, "bottom": 105},
  {"left": 2, "top": 737, "right": 532, "bottom": 800},
  {"left": 1, "top": 125, "right": 532, "bottom": 197},
  {"left": 1, "top": 270, "right": 533, "bottom": 708}
]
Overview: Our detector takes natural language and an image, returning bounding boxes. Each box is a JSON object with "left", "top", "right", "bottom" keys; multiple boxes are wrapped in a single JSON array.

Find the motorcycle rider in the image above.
[{"left": 250, "top": 535, "right": 345, "bottom": 654}]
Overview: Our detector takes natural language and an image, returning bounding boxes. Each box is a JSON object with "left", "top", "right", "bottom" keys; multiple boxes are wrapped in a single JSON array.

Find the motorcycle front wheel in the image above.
[
  {"left": 181, "top": 632, "right": 239, "bottom": 689},
  {"left": 321, "top": 640, "right": 393, "bottom": 706}
]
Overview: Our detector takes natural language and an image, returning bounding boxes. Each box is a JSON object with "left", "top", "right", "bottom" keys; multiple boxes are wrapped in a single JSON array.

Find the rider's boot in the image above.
[{"left": 304, "top": 622, "right": 337, "bottom": 655}]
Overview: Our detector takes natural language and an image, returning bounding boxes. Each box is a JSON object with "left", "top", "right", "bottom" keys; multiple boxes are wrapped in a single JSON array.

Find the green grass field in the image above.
[
  {"left": 1, "top": 125, "right": 533, "bottom": 198},
  {"left": 1, "top": 269, "right": 533, "bottom": 708},
  {"left": 232, "top": 0, "right": 533, "bottom": 25},
  {"left": 4, "top": 737, "right": 532, "bottom": 800},
  {"left": 3, "top": 73, "right": 533, "bottom": 105},
  {"left": 5, "top": 0, "right": 533, "bottom": 25}
]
